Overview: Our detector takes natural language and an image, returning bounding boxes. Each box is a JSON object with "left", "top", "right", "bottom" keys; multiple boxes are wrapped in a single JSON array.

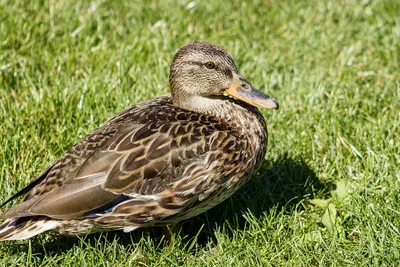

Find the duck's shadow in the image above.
[{"left": 4, "top": 153, "right": 330, "bottom": 255}]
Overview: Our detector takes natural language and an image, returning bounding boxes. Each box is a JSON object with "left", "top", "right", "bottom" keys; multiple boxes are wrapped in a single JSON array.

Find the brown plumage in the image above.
[{"left": 0, "top": 42, "right": 278, "bottom": 240}]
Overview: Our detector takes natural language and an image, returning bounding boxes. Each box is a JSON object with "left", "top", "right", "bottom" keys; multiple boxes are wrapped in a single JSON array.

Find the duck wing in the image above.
[{"left": 0, "top": 96, "right": 239, "bottom": 221}]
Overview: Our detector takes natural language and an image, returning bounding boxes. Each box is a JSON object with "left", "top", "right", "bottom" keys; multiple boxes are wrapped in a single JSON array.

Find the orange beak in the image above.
[{"left": 224, "top": 73, "right": 279, "bottom": 109}]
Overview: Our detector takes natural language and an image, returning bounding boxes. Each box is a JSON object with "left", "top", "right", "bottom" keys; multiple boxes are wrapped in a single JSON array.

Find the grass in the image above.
[{"left": 0, "top": 0, "right": 399, "bottom": 265}]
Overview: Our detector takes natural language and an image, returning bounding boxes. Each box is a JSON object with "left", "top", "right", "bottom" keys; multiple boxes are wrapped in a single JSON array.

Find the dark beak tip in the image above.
[{"left": 274, "top": 100, "right": 279, "bottom": 110}]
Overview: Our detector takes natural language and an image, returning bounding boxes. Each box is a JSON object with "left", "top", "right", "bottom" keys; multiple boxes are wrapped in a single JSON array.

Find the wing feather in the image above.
[{"left": 1, "top": 96, "right": 238, "bottom": 221}]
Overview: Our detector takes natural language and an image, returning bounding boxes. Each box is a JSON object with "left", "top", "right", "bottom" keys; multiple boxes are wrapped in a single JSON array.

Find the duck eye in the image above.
[{"left": 205, "top": 61, "right": 216, "bottom": 69}]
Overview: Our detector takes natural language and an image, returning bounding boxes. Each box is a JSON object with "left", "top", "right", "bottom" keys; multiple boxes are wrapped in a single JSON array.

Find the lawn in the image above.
[{"left": 0, "top": 0, "right": 399, "bottom": 265}]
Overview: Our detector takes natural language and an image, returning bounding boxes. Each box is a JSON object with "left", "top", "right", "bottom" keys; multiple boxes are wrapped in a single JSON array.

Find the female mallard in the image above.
[{"left": 0, "top": 42, "right": 278, "bottom": 240}]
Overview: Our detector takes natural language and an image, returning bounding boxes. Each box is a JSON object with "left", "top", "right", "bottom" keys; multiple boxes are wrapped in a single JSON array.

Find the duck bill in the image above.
[{"left": 224, "top": 73, "right": 279, "bottom": 109}]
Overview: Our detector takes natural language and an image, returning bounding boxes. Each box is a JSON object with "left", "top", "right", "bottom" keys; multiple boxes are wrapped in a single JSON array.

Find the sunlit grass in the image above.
[{"left": 0, "top": 0, "right": 399, "bottom": 265}]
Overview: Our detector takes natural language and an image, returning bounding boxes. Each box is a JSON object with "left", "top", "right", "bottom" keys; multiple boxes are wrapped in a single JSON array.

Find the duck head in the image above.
[{"left": 169, "top": 42, "right": 279, "bottom": 113}]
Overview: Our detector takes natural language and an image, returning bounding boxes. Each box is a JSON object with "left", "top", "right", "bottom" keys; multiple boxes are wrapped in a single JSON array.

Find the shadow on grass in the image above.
[
  {"left": 2, "top": 153, "right": 330, "bottom": 256},
  {"left": 178, "top": 152, "right": 330, "bottom": 246}
]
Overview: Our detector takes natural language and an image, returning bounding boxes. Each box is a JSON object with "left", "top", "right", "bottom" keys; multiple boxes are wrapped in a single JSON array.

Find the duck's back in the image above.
[{"left": 0, "top": 95, "right": 266, "bottom": 238}]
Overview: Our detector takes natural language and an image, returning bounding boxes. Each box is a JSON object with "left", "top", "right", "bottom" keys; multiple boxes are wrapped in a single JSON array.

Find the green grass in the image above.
[{"left": 0, "top": 0, "right": 399, "bottom": 265}]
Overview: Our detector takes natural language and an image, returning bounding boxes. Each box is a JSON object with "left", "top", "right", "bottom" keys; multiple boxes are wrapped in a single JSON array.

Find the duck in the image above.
[{"left": 0, "top": 42, "right": 278, "bottom": 241}]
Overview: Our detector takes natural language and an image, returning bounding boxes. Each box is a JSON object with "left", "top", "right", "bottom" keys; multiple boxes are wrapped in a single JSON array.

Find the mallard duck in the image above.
[{"left": 0, "top": 42, "right": 278, "bottom": 240}]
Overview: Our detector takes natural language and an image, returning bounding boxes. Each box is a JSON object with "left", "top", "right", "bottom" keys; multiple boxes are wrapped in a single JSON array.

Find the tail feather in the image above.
[{"left": 0, "top": 218, "right": 59, "bottom": 241}]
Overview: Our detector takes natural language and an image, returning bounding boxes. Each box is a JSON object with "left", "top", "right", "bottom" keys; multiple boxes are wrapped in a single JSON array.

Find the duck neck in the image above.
[
  {"left": 174, "top": 95, "right": 225, "bottom": 116},
  {"left": 174, "top": 95, "right": 267, "bottom": 138}
]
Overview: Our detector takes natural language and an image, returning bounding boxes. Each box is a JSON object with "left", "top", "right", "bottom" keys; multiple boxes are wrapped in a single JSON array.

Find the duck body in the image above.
[{"left": 0, "top": 42, "right": 277, "bottom": 240}]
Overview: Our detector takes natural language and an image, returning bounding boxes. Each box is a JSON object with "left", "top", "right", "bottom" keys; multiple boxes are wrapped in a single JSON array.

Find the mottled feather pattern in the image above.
[
  {"left": 1, "top": 95, "right": 267, "bottom": 234},
  {"left": 0, "top": 42, "right": 276, "bottom": 240}
]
